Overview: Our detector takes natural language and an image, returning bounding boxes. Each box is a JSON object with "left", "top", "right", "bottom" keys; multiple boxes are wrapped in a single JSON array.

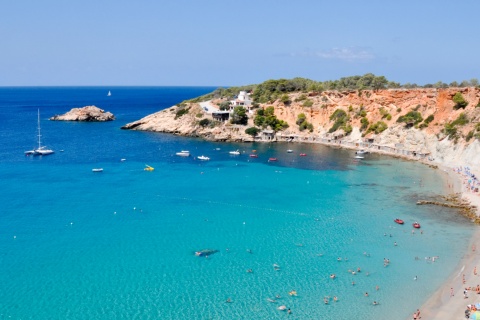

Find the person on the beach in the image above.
[{"left": 450, "top": 287, "right": 454, "bottom": 297}]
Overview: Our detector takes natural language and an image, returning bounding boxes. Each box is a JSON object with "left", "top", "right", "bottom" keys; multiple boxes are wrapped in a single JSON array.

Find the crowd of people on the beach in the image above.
[{"left": 455, "top": 166, "right": 480, "bottom": 193}]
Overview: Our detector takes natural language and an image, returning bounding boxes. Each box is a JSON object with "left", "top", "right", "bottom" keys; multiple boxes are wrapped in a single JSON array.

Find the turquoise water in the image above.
[{"left": 0, "top": 88, "right": 475, "bottom": 319}]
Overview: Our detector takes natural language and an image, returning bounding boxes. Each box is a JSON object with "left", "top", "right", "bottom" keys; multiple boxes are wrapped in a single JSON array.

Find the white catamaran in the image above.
[{"left": 25, "top": 109, "right": 54, "bottom": 156}]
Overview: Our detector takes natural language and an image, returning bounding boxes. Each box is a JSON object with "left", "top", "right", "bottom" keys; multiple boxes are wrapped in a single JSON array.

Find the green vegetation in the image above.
[
  {"left": 230, "top": 106, "right": 248, "bottom": 125},
  {"left": 302, "top": 99, "right": 313, "bottom": 107},
  {"left": 245, "top": 127, "right": 260, "bottom": 137},
  {"left": 328, "top": 109, "right": 350, "bottom": 133},
  {"left": 280, "top": 94, "right": 291, "bottom": 105},
  {"left": 175, "top": 107, "right": 190, "bottom": 119},
  {"left": 419, "top": 114, "right": 434, "bottom": 129},
  {"left": 218, "top": 101, "right": 231, "bottom": 111},
  {"left": 199, "top": 118, "right": 213, "bottom": 127},
  {"left": 360, "top": 117, "right": 369, "bottom": 131},
  {"left": 443, "top": 113, "right": 469, "bottom": 140},
  {"left": 253, "top": 107, "right": 289, "bottom": 132},
  {"left": 196, "top": 113, "right": 204, "bottom": 118},
  {"left": 296, "top": 113, "right": 314, "bottom": 132},
  {"left": 294, "top": 94, "right": 307, "bottom": 102},
  {"left": 453, "top": 92, "right": 469, "bottom": 110},
  {"left": 397, "top": 111, "right": 423, "bottom": 127},
  {"left": 366, "top": 121, "right": 388, "bottom": 134},
  {"left": 379, "top": 107, "right": 392, "bottom": 120}
]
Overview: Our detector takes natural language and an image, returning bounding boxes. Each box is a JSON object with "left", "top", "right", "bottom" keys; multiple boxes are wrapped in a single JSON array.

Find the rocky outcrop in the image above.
[{"left": 50, "top": 106, "right": 115, "bottom": 122}]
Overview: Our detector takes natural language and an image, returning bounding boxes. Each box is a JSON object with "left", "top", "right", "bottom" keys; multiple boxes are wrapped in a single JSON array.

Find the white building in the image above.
[{"left": 230, "top": 91, "right": 253, "bottom": 111}]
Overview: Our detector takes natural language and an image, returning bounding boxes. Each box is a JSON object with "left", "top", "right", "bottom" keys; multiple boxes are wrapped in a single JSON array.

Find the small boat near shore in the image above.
[
  {"left": 144, "top": 164, "right": 154, "bottom": 171},
  {"left": 249, "top": 154, "right": 258, "bottom": 158},
  {"left": 268, "top": 157, "right": 278, "bottom": 162},
  {"left": 229, "top": 150, "right": 240, "bottom": 155},
  {"left": 300, "top": 153, "right": 307, "bottom": 156},
  {"left": 354, "top": 155, "right": 364, "bottom": 159},
  {"left": 176, "top": 150, "right": 190, "bottom": 157},
  {"left": 355, "top": 149, "right": 369, "bottom": 155},
  {"left": 287, "top": 149, "right": 293, "bottom": 153},
  {"left": 92, "top": 168, "right": 103, "bottom": 172},
  {"left": 394, "top": 218, "right": 404, "bottom": 224},
  {"left": 412, "top": 222, "right": 421, "bottom": 228}
]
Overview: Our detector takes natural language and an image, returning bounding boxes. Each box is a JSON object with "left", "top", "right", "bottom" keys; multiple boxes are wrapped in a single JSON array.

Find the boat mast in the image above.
[{"left": 37, "top": 109, "right": 42, "bottom": 149}]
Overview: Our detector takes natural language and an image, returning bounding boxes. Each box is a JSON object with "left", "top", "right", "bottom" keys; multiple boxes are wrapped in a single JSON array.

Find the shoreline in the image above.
[{"left": 409, "top": 165, "right": 480, "bottom": 319}]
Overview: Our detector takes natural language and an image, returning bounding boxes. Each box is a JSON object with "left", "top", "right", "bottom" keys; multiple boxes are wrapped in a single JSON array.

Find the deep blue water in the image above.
[{"left": 0, "top": 87, "right": 475, "bottom": 319}]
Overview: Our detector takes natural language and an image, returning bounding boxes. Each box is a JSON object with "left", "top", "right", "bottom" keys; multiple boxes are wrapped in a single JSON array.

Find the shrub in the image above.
[
  {"left": 397, "top": 111, "right": 423, "bottom": 127},
  {"left": 280, "top": 94, "right": 291, "bottom": 105},
  {"left": 245, "top": 127, "right": 260, "bottom": 137},
  {"left": 367, "top": 121, "right": 388, "bottom": 134},
  {"left": 196, "top": 113, "right": 204, "bottom": 118},
  {"left": 303, "top": 99, "right": 313, "bottom": 107},
  {"left": 466, "top": 130, "right": 474, "bottom": 142},
  {"left": 453, "top": 92, "right": 468, "bottom": 109},
  {"left": 451, "top": 113, "right": 469, "bottom": 126},
  {"left": 199, "top": 118, "right": 212, "bottom": 127},
  {"left": 230, "top": 106, "right": 248, "bottom": 125},
  {"left": 175, "top": 107, "right": 190, "bottom": 119},
  {"left": 294, "top": 94, "right": 307, "bottom": 102},
  {"left": 328, "top": 109, "right": 349, "bottom": 133},
  {"left": 360, "top": 117, "right": 369, "bottom": 131}
]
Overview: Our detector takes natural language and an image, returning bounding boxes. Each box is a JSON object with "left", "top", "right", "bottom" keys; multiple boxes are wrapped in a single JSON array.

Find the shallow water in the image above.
[{"left": 0, "top": 87, "right": 474, "bottom": 319}]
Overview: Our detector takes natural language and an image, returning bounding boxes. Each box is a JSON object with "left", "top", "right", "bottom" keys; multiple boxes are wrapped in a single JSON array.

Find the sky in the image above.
[{"left": 1, "top": 0, "right": 479, "bottom": 87}]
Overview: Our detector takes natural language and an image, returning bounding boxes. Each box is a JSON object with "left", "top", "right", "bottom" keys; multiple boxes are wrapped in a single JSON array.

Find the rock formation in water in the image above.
[{"left": 50, "top": 106, "right": 115, "bottom": 122}]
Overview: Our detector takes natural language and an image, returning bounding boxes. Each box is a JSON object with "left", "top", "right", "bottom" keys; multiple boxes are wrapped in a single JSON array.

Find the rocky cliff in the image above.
[
  {"left": 50, "top": 106, "right": 115, "bottom": 122},
  {"left": 122, "top": 88, "right": 480, "bottom": 169}
]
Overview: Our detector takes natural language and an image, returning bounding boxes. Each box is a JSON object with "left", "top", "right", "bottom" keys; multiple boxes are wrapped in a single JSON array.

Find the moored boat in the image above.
[
  {"left": 176, "top": 150, "right": 190, "bottom": 157},
  {"left": 229, "top": 150, "right": 240, "bottom": 155},
  {"left": 268, "top": 157, "right": 278, "bottom": 162},
  {"left": 249, "top": 154, "right": 258, "bottom": 158},
  {"left": 197, "top": 155, "right": 210, "bottom": 161},
  {"left": 394, "top": 218, "right": 404, "bottom": 224},
  {"left": 300, "top": 153, "right": 307, "bottom": 156},
  {"left": 92, "top": 168, "right": 103, "bottom": 172},
  {"left": 412, "top": 222, "right": 421, "bottom": 228},
  {"left": 144, "top": 164, "right": 154, "bottom": 171}
]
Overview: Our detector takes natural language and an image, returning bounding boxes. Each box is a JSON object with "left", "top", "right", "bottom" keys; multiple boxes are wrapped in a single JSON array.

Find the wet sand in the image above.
[{"left": 412, "top": 165, "right": 480, "bottom": 319}]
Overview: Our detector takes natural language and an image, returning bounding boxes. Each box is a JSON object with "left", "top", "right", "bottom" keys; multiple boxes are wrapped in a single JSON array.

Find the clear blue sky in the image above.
[{"left": 1, "top": 0, "right": 479, "bottom": 86}]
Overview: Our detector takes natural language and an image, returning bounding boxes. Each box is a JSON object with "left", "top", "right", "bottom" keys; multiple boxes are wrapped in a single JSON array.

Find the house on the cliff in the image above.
[{"left": 230, "top": 91, "right": 253, "bottom": 113}]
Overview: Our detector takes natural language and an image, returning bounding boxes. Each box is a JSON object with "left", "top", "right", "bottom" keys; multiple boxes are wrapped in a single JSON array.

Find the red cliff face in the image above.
[{"left": 268, "top": 88, "right": 480, "bottom": 138}]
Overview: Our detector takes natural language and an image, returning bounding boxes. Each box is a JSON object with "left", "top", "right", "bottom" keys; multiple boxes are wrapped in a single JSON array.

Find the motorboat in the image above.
[
  {"left": 354, "top": 155, "right": 364, "bottom": 159},
  {"left": 394, "top": 218, "right": 404, "bottom": 224},
  {"left": 355, "top": 149, "right": 369, "bottom": 155},
  {"left": 25, "top": 109, "right": 54, "bottom": 156},
  {"left": 197, "top": 155, "right": 210, "bottom": 161},
  {"left": 92, "top": 168, "right": 103, "bottom": 172},
  {"left": 229, "top": 150, "right": 240, "bottom": 155},
  {"left": 287, "top": 149, "right": 293, "bottom": 153},
  {"left": 300, "top": 153, "right": 307, "bottom": 156},
  {"left": 176, "top": 150, "right": 190, "bottom": 157},
  {"left": 249, "top": 154, "right": 258, "bottom": 158},
  {"left": 144, "top": 164, "right": 154, "bottom": 171},
  {"left": 412, "top": 222, "right": 421, "bottom": 229},
  {"left": 268, "top": 157, "right": 278, "bottom": 162}
]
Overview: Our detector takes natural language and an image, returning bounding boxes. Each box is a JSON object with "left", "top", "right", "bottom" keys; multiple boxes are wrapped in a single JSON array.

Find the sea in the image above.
[{"left": 0, "top": 87, "right": 475, "bottom": 320}]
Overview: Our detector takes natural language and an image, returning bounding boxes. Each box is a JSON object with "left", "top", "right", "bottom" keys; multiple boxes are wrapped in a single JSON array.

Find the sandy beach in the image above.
[{"left": 411, "top": 166, "right": 480, "bottom": 320}]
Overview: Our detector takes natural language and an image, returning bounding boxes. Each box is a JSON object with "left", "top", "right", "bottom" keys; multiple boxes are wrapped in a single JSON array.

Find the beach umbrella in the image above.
[{"left": 470, "top": 311, "right": 480, "bottom": 319}]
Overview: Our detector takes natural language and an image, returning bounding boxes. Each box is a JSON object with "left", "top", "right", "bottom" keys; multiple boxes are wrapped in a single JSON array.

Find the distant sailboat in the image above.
[
  {"left": 25, "top": 109, "right": 54, "bottom": 156},
  {"left": 107, "top": 90, "right": 112, "bottom": 97}
]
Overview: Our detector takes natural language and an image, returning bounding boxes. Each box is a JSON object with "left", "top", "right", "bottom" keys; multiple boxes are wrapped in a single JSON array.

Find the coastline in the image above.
[{"left": 411, "top": 165, "right": 480, "bottom": 319}]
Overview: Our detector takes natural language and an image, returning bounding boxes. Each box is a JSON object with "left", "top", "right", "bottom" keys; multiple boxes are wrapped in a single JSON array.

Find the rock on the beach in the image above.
[{"left": 50, "top": 106, "right": 115, "bottom": 122}]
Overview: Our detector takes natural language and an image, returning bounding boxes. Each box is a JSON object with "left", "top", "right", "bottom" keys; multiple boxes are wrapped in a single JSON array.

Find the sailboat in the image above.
[
  {"left": 107, "top": 90, "right": 112, "bottom": 97},
  {"left": 25, "top": 109, "right": 54, "bottom": 156}
]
